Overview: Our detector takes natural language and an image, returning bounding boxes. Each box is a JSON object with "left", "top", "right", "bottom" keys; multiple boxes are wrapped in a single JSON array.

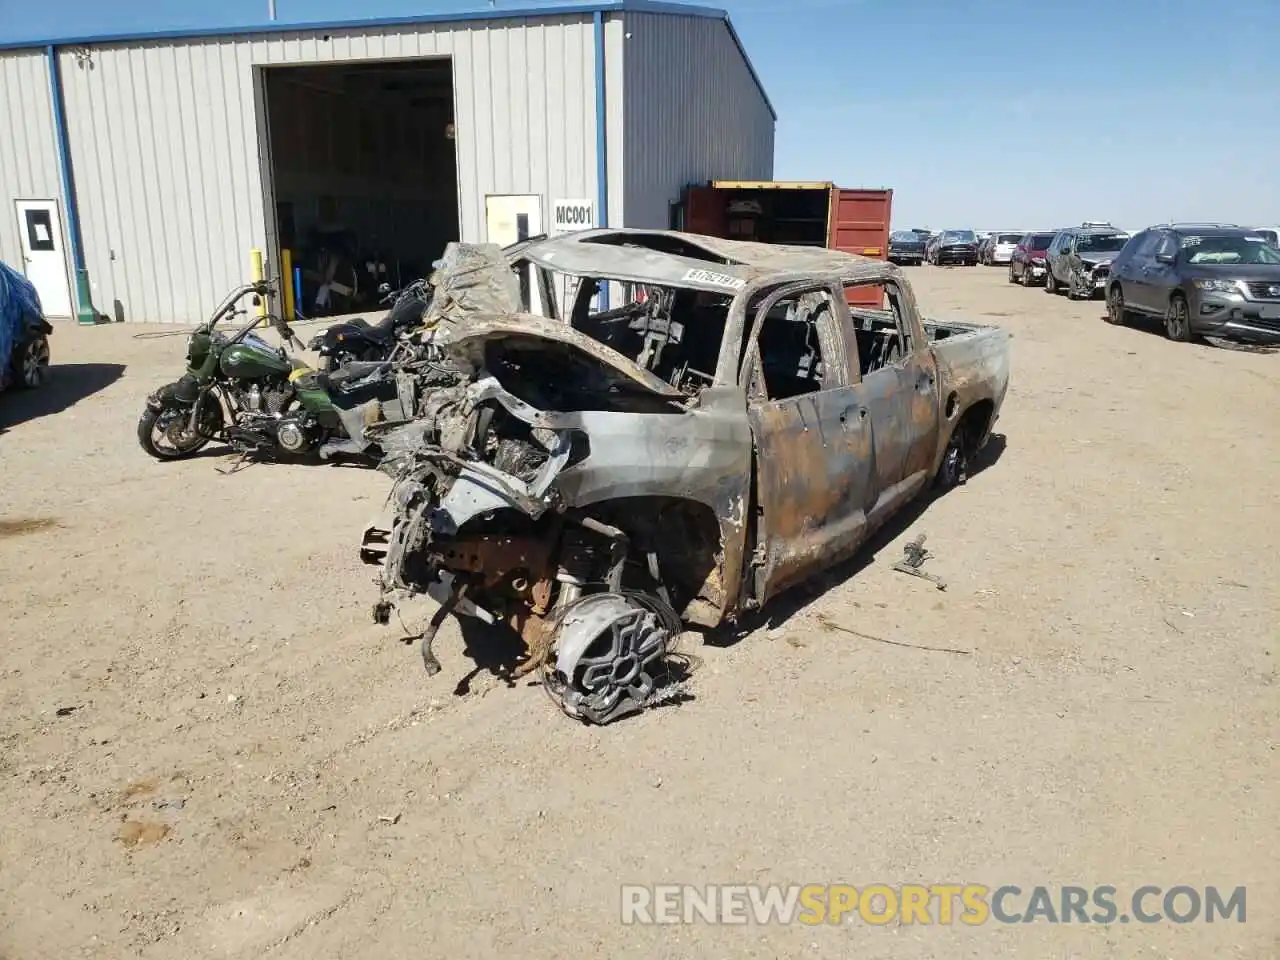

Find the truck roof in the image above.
[{"left": 518, "top": 228, "right": 895, "bottom": 293}]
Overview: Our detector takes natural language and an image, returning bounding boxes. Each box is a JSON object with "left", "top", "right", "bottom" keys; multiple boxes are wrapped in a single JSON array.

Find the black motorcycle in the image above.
[{"left": 307, "top": 278, "right": 433, "bottom": 371}]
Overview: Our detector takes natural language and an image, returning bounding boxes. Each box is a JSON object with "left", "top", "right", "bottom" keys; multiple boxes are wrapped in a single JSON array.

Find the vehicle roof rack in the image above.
[
  {"left": 1080, "top": 220, "right": 1113, "bottom": 227},
  {"left": 1151, "top": 222, "right": 1241, "bottom": 230}
]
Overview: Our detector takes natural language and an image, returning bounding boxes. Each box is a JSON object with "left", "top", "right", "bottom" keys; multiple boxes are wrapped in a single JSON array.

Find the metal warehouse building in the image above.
[{"left": 0, "top": 0, "right": 774, "bottom": 324}]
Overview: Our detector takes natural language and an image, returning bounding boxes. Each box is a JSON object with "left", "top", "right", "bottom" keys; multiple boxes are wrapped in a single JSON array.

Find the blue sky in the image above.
[{"left": 2, "top": 0, "right": 1276, "bottom": 229}]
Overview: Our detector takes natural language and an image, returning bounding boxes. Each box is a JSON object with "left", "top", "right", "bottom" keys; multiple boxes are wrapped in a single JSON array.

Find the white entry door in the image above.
[
  {"left": 15, "top": 200, "right": 73, "bottom": 318},
  {"left": 484, "top": 194, "right": 546, "bottom": 316}
]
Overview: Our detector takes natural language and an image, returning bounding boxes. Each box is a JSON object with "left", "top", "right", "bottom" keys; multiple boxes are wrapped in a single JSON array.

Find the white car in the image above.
[{"left": 984, "top": 231, "right": 1025, "bottom": 265}]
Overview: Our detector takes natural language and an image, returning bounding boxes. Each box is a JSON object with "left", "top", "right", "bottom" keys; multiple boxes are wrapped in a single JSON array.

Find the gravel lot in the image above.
[{"left": 1, "top": 265, "right": 1276, "bottom": 960}]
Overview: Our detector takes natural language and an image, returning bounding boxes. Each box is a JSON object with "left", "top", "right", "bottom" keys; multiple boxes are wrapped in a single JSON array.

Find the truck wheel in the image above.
[
  {"left": 934, "top": 428, "right": 969, "bottom": 490},
  {"left": 1164, "top": 295, "right": 1192, "bottom": 342},
  {"left": 1044, "top": 270, "right": 1058, "bottom": 294}
]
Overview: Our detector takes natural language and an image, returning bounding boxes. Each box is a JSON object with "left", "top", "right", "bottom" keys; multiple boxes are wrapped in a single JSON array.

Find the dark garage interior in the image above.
[{"left": 262, "top": 59, "right": 460, "bottom": 316}]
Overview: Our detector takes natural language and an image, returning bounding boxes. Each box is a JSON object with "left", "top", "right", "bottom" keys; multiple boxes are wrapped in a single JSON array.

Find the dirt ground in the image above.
[{"left": 1, "top": 265, "right": 1276, "bottom": 960}]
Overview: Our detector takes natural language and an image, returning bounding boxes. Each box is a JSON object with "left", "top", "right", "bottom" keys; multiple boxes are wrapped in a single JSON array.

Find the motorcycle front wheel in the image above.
[{"left": 137, "top": 404, "right": 211, "bottom": 460}]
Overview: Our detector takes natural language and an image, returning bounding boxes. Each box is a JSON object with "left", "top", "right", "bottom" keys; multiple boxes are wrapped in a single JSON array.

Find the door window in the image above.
[
  {"left": 843, "top": 279, "right": 913, "bottom": 377},
  {"left": 1130, "top": 231, "right": 1158, "bottom": 259},
  {"left": 1154, "top": 232, "right": 1179, "bottom": 260},
  {"left": 747, "top": 288, "right": 836, "bottom": 401},
  {"left": 24, "top": 208, "right": 56, "bottom": 252}
]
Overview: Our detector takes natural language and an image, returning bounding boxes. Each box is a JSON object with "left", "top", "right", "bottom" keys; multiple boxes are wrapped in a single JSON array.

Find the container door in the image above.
[
  {"left": 682, "top": 186, "right": 728, "bottom": 237},
  {"left": 829, "top": 188, "right": 893, "bottom": 308},
  {"left": 14, "top": 200, "right": 73, "bottom": 318}
]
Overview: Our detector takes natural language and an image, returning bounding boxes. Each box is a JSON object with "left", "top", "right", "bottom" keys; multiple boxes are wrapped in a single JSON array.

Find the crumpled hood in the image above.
[
  {"left": 1078, "top": 253, "right": 1118, "bottom": 268},
  {"left": 440, "top": 313, "right": 688, "bottom": 400},
  {"left": 423, "top": 241, "right": 524, "bottom": 333}
]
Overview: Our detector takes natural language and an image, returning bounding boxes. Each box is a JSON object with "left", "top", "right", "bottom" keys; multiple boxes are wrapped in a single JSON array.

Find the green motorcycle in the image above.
[{"left": 137, "top": 282, "right": 404, "bottom": 462}]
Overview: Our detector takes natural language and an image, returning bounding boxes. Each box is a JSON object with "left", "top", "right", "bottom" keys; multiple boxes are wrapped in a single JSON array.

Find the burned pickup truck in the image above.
[{"left": 359, "top": 230, "right": 1010, "bottom": 724}]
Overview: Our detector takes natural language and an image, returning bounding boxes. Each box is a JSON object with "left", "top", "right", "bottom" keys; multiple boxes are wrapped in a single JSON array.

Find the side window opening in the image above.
[
  {"left": 845, "top": 280, "right": 911, "bottom": 377},
  {"left": 753, "top": 290, "right": 831, "bottom": 400}
]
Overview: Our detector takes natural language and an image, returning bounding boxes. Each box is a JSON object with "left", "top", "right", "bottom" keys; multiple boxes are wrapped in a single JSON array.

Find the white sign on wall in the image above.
[{"left": 552, "top": 199, "right": 595, "bottom": 234}]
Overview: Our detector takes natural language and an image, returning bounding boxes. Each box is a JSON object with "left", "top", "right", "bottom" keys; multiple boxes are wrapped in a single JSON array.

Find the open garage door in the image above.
[{"left": 262, "top": 59, "right": 460, "bottom": 317}]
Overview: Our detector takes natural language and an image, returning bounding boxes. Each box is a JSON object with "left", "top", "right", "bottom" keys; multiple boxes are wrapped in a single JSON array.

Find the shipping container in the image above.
[{"left": 675, "top": 180, "right": 893, "bottom": 306}]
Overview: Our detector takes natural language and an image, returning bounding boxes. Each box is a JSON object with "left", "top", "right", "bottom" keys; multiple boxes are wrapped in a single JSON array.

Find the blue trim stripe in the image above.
[
  {"left": 1, "top": 1, "right": 775, "bottom": 121},
  {"left": 2, "top": 1, "right": 719, "bottom": 49},
  {"left": 45, "top": 45, "right": 85, "bottom": 280},
  {"left": 593, "top": 10, "right": 610, "bottom": 310}
]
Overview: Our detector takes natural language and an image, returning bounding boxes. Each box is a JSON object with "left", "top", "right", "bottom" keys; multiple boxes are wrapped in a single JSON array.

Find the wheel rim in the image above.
[
  {"left": 22, "top": 341, "right": 49, "bottom": 386},
  {"left": 1168, "top": 301, "right": 1188, "bottom": 339},
  {"left": 151, "top": 409, "right": 205, "bottom": 454}
]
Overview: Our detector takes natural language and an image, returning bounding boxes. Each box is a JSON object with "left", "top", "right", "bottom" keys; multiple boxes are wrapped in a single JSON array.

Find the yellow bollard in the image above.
[
  {"left": 281, "top": 248, "right": 295, "bottom": 323},
  {"left": 249, "top": 248, "right": 267, "bottom": 318}
]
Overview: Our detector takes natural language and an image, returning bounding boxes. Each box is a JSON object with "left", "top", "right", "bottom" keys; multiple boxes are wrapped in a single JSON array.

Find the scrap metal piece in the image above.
[
  {"left": 418, "top": 587, "right": 464, "bottom": 677},
  {"left": 892, "top": 533, "right": 947, "bottom": 591}
]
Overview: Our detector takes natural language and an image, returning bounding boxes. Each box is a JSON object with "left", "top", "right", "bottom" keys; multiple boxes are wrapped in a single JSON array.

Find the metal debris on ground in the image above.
[
  {"left": 815, "top": 613, "right": 971, "bottom": 656},
  {"left": 892, "top": 534, "right": 947, "bottom": 590}
]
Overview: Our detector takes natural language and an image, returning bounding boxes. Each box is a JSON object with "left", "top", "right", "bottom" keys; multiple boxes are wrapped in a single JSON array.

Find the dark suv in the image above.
[
  {"left": 926, "top": 229, "right": 978, "bottom": 266},
  {"left": 1043, "top": 224, "right": 1130, "bottom": 299},
  {"left": 888, "top": 230, "right": 927, "bottom": 266},
  {"left": 1106, "top": 224, "right": 1280, "bottom": 343}
]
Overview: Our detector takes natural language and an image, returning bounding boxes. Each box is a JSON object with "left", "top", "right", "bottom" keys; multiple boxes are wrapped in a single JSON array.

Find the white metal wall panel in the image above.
[
  {"left": 0, "top": 51, "right": 64, "bottom": 270},
  {"left": 620, "top": 12, "right": 774, "bottom": 229},
  {"left": 56, "top": 15, "right": 599, "bottom": 323}
]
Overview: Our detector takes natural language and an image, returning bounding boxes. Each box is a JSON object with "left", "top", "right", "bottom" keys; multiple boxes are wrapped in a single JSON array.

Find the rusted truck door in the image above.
[
  {"left": 844, "top": 278, "right": 940, "bottom": 528},
  {"left": 740, "top": 282, "right": 873, "bottom": 604}
]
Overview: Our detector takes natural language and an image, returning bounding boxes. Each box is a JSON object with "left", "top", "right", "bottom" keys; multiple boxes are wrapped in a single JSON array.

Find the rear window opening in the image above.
[{"left": 582, "top": 232, "right": 735, "bottom": 264}]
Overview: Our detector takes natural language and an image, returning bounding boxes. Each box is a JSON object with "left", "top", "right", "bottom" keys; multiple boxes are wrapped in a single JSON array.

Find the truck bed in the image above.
[{"left": 850, "top": 306, "right": 1011, "bottom": 446}]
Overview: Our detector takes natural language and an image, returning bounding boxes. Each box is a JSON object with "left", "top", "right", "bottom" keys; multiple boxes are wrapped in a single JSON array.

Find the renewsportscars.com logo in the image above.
[{"left": 621, "top": 884, "right": 1246, "bottom": 926}]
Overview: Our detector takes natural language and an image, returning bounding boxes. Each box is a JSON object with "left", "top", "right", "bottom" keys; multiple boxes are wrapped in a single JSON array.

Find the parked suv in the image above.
[
  {"left": 1043, "top": 223, "right": 1129, "bottom": 299},
  {"left": 1105, "top": 224, "right": 1280, "bottom": 343},
  {"left": 888, "top": 230, "right": 927, "bottom": 266},
  {"left": 926, "top": 229, "right": 978, "bottom": 266},
  {"left": 1007, "top": 231, "right": 1057, "bottom": 286},
  {"left": 980, "top": 232, "right": 1025, "bottom": 266}
]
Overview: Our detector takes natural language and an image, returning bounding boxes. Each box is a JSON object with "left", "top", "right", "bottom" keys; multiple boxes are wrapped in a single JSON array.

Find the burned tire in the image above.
[{"left": 933, "top": 425, "right": 969, "bottom": 491}]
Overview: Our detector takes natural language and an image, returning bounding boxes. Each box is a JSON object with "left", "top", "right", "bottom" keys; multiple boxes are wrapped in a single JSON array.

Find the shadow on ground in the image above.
[
  {"left": 705, "top": 432, "right": 1009, "bottom": 647},
  {"left": 1100, "top": 310, "right": 1280, "bottom": 353},
  {"left": 0, "top": 363, "right": 126, "bottom": 434}
]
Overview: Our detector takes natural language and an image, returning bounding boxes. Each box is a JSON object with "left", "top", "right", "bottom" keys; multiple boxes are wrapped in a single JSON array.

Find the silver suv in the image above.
[{"left": 1043, "top": 223, "right": 1130, "bottom": 299}]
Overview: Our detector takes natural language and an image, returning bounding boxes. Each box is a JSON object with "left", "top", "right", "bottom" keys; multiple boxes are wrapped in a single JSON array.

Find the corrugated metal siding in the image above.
[
  {"left": 0, "top": 51, "right": 64, "bottom": 269},
  {"left": 56, "top": 16, "right": 599, "bottom": 323},
  {"left": 620, "top": 13, "right": 773, "bottom": 230}
]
